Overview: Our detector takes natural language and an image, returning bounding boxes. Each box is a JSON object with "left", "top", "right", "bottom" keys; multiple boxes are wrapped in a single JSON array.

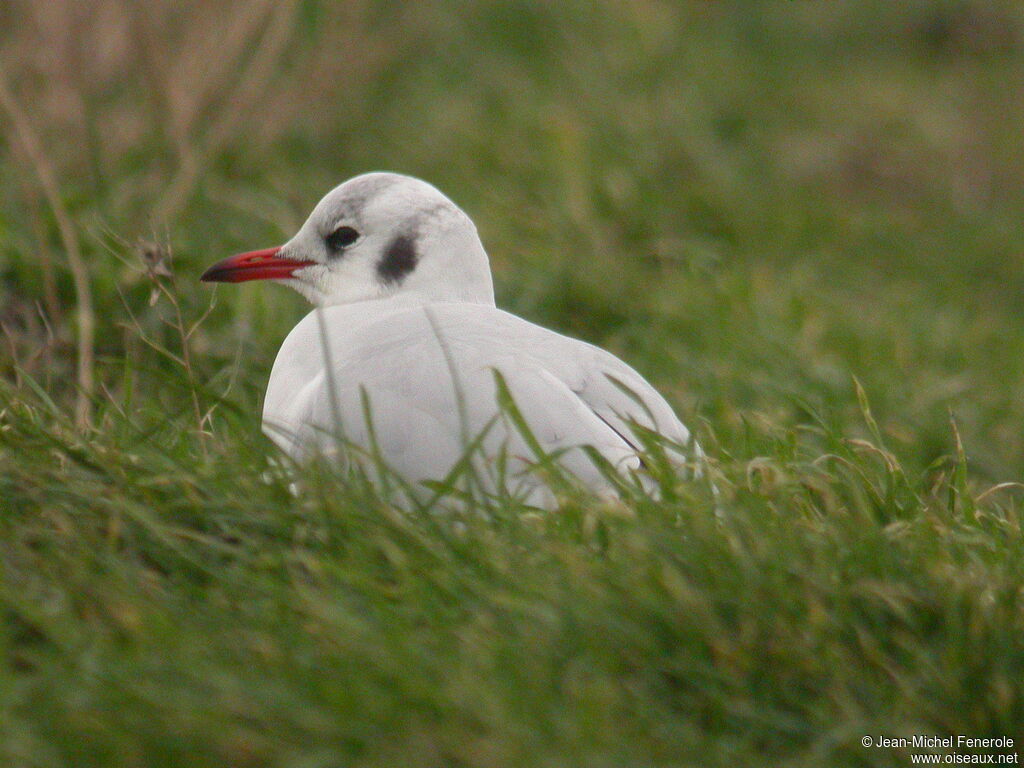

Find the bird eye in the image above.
[{"left": 325, "top": 225, "right": 360, "bottom": 252}]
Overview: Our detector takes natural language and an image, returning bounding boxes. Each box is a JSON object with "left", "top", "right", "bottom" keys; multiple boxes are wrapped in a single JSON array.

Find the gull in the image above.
[{"left": 201, "top": 172, "right": 704, "bottom": 506}]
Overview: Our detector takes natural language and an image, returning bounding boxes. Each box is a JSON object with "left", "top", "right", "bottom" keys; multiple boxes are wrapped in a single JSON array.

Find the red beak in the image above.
[{"left": 200, "top": 247, "right": 315, "bottom": 283}]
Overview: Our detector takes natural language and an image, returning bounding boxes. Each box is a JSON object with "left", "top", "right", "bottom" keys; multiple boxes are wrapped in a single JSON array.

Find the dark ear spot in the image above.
[{"left": 378, "top": 234, "right": 418, "bottom": 285}]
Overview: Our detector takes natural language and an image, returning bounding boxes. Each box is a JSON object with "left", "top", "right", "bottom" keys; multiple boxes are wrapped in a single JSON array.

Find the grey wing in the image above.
[
  {"left": 529, "top": 335, "right": 702, "bottom": 469},
  {"left": 435, "top": 304, "right": 704, "bottom": 471}
]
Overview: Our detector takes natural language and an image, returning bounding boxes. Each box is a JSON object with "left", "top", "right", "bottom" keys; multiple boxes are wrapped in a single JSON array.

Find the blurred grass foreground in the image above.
[{"left": 2, "top": 1, "right": 1024, "bottom": 766}]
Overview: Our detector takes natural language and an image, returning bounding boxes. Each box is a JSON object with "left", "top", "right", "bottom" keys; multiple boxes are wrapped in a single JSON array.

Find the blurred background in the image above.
[{"left": 2, "top": 0, "right": 1024, "bottom": 480}]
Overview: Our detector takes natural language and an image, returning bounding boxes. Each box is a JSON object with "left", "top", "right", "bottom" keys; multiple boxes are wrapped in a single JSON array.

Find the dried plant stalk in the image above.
[{"left": 0, "top": 65, "right": 96, "bottom": 429}]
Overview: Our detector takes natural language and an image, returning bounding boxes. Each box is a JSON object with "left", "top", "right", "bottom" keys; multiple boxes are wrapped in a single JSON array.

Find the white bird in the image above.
[{"left": 202, "top": 172, "right": 703, "bottom": 507}]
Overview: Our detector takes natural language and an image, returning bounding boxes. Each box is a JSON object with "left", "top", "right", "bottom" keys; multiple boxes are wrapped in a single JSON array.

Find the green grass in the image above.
[{"left": 2, "top": 1, "right": 1024, "bottom": 765}]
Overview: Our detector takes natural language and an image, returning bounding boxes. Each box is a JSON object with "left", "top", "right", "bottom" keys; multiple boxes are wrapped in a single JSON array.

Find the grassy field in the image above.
[{"left": 2, "top": 1, "right": 1024, "bottom": 765}]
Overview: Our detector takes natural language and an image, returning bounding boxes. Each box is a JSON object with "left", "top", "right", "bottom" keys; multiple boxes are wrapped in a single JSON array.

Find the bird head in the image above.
[{"left": 201, "top": 172, "right": 495, "bottom": 307}]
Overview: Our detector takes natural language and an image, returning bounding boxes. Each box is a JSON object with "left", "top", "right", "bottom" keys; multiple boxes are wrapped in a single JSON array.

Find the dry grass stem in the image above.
[
  {"left": 154, "top": 0, "right": 301, "bottom": 223},
  {"left": 0, "top": 63, "right": 96, "bottom": 429}
]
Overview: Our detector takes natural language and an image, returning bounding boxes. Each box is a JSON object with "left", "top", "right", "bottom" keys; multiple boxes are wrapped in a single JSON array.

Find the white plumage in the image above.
[{"left": 201, "top": 172, "right": 702, "bottom": 505}]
